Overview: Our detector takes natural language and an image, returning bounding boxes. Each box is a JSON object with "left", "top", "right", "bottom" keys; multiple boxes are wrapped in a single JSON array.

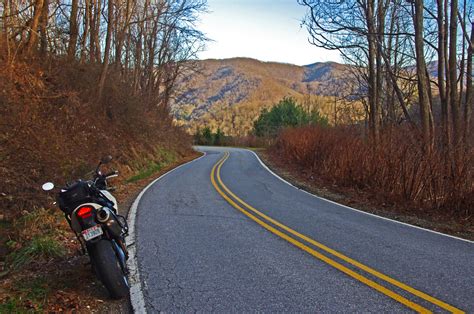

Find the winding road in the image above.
[{"left": 133, "top": 147, "right": 473, "bottom": 313}]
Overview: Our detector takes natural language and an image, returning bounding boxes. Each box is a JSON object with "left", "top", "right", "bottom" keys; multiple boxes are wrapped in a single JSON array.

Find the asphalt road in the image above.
[{"left": 135, "top": 146, "right": 473, "bottom": 313}]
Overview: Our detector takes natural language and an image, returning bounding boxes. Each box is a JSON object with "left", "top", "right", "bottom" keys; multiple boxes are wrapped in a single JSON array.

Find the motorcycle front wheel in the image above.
[{"left": 89, "top": 239, "right": 129, "bottom": 299}]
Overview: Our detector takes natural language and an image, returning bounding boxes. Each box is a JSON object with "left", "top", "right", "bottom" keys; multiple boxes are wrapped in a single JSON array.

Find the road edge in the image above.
[
  {"left": 126, "top": 152, "right": 206, "bottom": 314},
  {"left": 247, "top": 149, "right": 474, "bottom": 244}
]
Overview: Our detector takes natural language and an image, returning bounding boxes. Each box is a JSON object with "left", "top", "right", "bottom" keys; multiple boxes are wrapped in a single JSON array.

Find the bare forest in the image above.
[
  {"left": 271, "top": 0, "right": 473, "bottom": 220},
  {"left": 1, "top": 0, "right": 207, "bottom": 214}
]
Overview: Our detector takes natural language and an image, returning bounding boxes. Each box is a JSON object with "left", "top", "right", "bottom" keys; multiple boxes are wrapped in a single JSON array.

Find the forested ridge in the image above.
[{"left": 172, "top": 58, "right": 363, "bottom": 136}]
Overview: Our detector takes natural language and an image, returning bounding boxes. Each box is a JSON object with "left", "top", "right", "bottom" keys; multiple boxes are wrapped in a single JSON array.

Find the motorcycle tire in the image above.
[{"left": 89, "top": 239, "right": 129, "bottom": 299}]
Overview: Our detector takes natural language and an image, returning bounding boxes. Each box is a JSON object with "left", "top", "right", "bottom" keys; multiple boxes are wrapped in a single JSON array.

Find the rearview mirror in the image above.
[
  {"left": 101, "top": 155, "right": 113, "bottom": 164},
  {"left": 42, "top": 182, "right": 55, "bottom": 191}
]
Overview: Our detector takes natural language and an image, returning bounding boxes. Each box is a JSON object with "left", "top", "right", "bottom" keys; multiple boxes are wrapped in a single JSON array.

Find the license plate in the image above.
[{"left": 82, "top": 225, "right": 103, "bottom": 241}]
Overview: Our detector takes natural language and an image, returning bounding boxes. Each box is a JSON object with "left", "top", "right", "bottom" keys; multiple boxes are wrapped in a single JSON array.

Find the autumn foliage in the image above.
[
  {"left": 271, "top": 126, "right": 474, "bottom": 217},
  {"left": 0, "top": 58, "right": 192, "bottom": 217}
]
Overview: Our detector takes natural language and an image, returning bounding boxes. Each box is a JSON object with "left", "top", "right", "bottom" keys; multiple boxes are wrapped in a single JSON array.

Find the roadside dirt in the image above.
[
  {"left": 0, "top": 152, "right": 202, "bottom": 313},
  {"left": 256, "top": 150, "right": 474, "bottom": 241}
]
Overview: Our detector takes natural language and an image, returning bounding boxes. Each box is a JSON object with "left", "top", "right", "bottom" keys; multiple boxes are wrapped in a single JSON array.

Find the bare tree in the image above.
[
  {"left": 464, "top": 22, "right": 473, "bottom": 144},
  {"left": 26, "top": 0, "right": 45, "bottom": 55},
  {"left": 413, "top": 0, "right": 434, "bottom": 147},
  {"left": 67, "top": 0, "right": 79, "bottom": 60},
  {"left": 1, "top": 0, "right": 208, "bottom": 118},
  {"left": 98, "top": 0, "right": 114, "bottom": 100},
  {"left": 448, "top": 0, "right": 460, "bottom": 145}
]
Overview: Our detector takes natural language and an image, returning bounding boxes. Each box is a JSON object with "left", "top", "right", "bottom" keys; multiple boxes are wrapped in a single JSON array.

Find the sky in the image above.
[{"left": 197, "top": 0, "right": 342, "bottom": 65}]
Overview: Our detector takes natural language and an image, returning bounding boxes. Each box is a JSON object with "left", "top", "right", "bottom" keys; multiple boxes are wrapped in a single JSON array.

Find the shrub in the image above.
[
  {"left": 271, "top": 125, "right": 474, "bottom": 217},
  {"left": 253, "top": 97, "right": 328, "bottom": 137}
]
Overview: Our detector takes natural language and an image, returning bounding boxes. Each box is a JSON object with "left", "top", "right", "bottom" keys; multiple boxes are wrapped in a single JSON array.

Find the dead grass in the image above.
[
  {"left": 0, "top": 153, "right": 202, "bottom": 313},
  {"left": 0, "top": 56, "right": 196, "bottom": 312},
  {"left": 0, "top": 58, "right": 192, "bottom": 219},
  {"left": 271, "top": 126, "right": 474, "bottom": 220}
]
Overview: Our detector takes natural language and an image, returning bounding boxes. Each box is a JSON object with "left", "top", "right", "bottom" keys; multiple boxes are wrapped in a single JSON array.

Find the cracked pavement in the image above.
[{"left": 135, "top": 147, "right": 473, "bottom": 312}]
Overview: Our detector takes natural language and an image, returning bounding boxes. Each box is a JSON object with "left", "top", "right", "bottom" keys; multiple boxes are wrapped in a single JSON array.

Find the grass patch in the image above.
[
  {"left": 0, "top": 298, "right": 22, "bottom": 313},
  {"left": 126, "top": 148, "right": 177, "bottom": 183},
  {"left": 13, "top": 208, "right": 66, "bottom": 242},
  {"left": 16, "top": 276, "right": 51, "bottom": 304},
  {"left": 0, "top": 220, "right": 12, "bottom": 228},
  {"left": 0, "top": 276, "right": 52, "bottom": 312},
  {"left": 126, "top": 162, "right": 165, "bottom": 183},
  {"left": 7, "top": 236, "right": 65, "bottom": 270}
]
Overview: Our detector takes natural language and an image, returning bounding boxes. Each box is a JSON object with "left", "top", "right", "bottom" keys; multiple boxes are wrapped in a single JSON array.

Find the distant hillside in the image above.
[{"left": 171, "top": 58, "right": 359, "bottom": 135}]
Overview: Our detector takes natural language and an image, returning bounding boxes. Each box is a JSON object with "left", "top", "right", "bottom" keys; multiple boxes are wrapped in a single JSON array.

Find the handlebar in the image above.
[
  {"left": 105, "top": 170, "right": 119, "bottom": 178},
  {"left": 91, "top": 170, "right": 118, "bottom": 190}
]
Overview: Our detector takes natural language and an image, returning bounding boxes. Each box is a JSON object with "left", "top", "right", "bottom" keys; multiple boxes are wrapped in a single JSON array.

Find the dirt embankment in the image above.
[{"left": 0, "top": 58, "right": 195, "bottom": 312}]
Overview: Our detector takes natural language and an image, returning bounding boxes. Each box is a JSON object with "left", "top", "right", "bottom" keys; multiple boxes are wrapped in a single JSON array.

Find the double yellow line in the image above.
[{"left": 210, "top": 152, "right": 464, "bottom": 313}]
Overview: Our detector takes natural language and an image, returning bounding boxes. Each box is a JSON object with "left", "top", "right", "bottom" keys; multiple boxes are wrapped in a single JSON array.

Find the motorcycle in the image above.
[{"left": 42, "top": 156, "right": 129, "bottom": 299}]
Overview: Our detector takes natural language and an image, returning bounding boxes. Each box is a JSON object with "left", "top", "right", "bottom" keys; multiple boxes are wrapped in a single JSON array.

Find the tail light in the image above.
[{"left": 77, "top": 206, "right": 94, "bottom": 219}]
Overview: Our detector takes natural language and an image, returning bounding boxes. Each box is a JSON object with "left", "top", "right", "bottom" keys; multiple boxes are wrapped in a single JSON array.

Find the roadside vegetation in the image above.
[
  {"left": 270, "top": 126, "right": 473, "bottom": 220},
  {"left": 263, "top": 0, "right": 474, "bottom": 232},
  {"left": 194, "top": 98, "right": 328, "bottom": 147},
  {"left": 253, "top": 97, "right": 328, "bottom": 137},
  {"left": 194, "top": 127, "right": 227, "bottom": 146},
  {"left": 0, "top": 0, "right": 206, "bottom": 310}
]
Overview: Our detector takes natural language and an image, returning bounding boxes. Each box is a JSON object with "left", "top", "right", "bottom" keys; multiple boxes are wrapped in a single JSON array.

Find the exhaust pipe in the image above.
[
  {"left": 97, "top": 207, "right": 124, "bottom": 238},
  {"left": 97, "top": 207, "right": 111, "bottom": 223}
]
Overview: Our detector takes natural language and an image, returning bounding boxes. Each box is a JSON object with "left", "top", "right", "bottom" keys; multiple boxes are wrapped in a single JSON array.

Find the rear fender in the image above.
[{"left": 71, "top": 203, "right": 102, "bottom": 233}]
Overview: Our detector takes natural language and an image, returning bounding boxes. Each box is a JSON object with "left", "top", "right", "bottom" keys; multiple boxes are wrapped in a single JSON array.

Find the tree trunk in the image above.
[
  {"left": 413, "top": 0, "right": 434, "bottom": 148},
  {"left": 80, "top": 0, "right": 90, "bottom": 62},
  {"left": 98, "top": 0, "right": 114, "bottom": 100},
  {"left": 115, "top": 0, "right": 131, "bottom": 65},
  {"left": 457, "top": 0, "right": 467, "bottom": 108},
  {"left": 375, "top": 0, "right": 386, "bottom": 127},
  {"left": 436, "top": 0, "right": 448, "bottom": 145},
  {"left": 2, "top": 0, "right": 10, "bottom": 61},
  {"left": 89, "top": 0, "right": 96, "bottom": 62},
  {"left": 366, "top": 0, "right": 379, "bottom": 143},
  {"left": 464, "top": 23, "right": 473, "bottom": 145},
  {"left": 124, "top": 24, "right": 131, "bottom": 71},
  {"left": 68, "top": 0, "right": 79, "bottom": 60},
  {"left": 94, "top": 0, "right": 101, "bottom": 61},
  {"left": 39, "top": 0, "right": 49, "bottom": 56},
  {"left": 386, "top": 3, "right": 397, "bottom": 124},
  {"left": 26, "top": 0, "right": 45, "bottom": 55},
  {"left": 449, "top": 0, "right": 460, "bottom": 146}
]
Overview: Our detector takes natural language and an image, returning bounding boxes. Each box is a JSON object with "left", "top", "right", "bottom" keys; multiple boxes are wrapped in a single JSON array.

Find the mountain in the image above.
[{"left": 171, "top": 57, "right": 356, "bottom": 136}]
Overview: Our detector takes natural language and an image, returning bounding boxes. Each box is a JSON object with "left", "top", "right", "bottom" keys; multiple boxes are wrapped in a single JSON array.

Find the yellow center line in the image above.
[{"left": 210, "top": 151, "right": 464, "bottom": 313}]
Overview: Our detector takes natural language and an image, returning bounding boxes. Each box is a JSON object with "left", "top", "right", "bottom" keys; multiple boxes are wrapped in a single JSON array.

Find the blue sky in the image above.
[{"left": 197, "top": 0, "right": 342, "bottom": 65}]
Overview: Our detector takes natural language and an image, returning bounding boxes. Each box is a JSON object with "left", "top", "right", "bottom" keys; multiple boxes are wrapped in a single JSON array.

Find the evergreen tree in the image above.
[
  {"left": 202, "top": 127, "right": 213, "bottom": 145},
  {"left": 253, "top": 97, "right": 328, "bottom": 137}
]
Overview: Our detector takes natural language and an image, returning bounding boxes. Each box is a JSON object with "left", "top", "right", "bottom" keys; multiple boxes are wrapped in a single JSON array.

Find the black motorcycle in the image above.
[{"left": 42, "top": 156, "right": 129, "bottom": 299}]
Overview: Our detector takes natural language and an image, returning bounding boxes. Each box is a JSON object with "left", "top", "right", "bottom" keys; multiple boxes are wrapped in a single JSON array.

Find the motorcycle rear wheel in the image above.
[{"left": 89, "top": 239, "right": 129, "bottom": 299}]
